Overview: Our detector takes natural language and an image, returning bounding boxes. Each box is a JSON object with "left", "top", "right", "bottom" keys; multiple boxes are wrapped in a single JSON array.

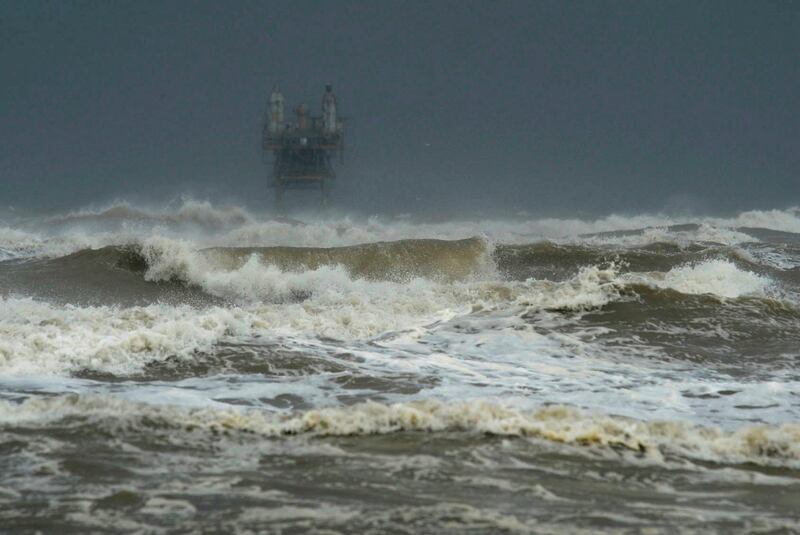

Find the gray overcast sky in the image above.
[{"left": 1, "top": 0, "right": 798, "bottom": 215}]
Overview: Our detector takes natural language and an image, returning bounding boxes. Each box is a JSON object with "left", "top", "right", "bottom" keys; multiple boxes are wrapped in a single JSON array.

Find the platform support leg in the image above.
[
  {"left": 320, "top": 179, "right": 329, "bottom": 209},
  {"left": 275, "top": 179, "right": 285, "bottom": 214}
]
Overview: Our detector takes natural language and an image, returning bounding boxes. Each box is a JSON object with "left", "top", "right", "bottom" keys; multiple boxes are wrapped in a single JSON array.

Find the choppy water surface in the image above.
[{"left": 1, "top": 201, "right": 799, "bottom": 533}]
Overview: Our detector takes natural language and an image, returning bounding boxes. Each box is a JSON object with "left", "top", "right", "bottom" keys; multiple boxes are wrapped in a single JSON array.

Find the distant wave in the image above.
[
  {"left": 45, "top": 199, "right": 800, "bottom": 235},
  {"left": 3, "top": 200, "right": 798, "bottom": 261},
  {"left": 48, "top": 199, "right": 254, "bottom": 228}
]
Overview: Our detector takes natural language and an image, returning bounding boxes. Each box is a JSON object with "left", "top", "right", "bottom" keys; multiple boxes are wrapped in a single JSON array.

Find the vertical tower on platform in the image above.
[{"left": 262, "top": 84, "right": 344, "bottom": 211}]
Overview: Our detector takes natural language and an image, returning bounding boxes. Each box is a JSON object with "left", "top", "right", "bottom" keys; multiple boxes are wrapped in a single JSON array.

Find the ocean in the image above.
[{"left": 1, "top": 200, "right": 799, "bottom": 533}]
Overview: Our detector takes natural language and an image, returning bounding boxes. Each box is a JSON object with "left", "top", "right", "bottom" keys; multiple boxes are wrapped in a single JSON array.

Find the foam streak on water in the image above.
[{"left": 1, "top": 201, "right": 799, "bottom": 533}]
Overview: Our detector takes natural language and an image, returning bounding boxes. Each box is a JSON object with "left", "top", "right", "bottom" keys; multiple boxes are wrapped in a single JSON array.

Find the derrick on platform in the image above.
[{"left": 262, "top": 84, "right": 344, "bottom": 210}]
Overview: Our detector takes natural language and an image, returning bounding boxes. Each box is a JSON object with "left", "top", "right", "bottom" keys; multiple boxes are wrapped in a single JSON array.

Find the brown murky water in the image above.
[{"left": 1, "top": 205, "right": 799, "bottom": 533}]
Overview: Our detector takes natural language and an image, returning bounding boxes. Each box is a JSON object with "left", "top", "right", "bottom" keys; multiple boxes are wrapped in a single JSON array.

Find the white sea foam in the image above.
[
  {"left": 0, "top": 227, "right": 57, "bottom": 259},
  {"left": 1, "top": 207, "right": 796, "bottom": 435},
  {"left": 3, "top": 252, "right": 794, "bottom": 429},
  {"left": 576, "top": 223, "right": 759, "bottom": 248},
  {"left": 139, "top": 235, "right": 779, "bottom": 306},
  {"left": 219, "top": 215, "right": 756, "bottom": 249},
  {"left": 630, "top": 259, "right": 772, "bottom": 298},
  {"left": 139, "top": 235, "right": 615, "bottom": 301},
  {"left": 0, "top": 297, "right": 257, "bottom": 375},
  {"left": 0, "top": 257, "right": 628, "bottom": 376},
  {"left": 0, "top": 233, "right": 783, "bottom": 378},
  {"left": 2, "top": 201, "right": 799, "bottom": 528},
  {"left": 746, "top": 246, "right": 800, "bottom": 270},
  {"left": 3, "top": 201, "right": 798, "bottom": 260},
  {"left": 0, "top": 225, "right": 136, "bottom": 260},
  {"left": 2, "top": 396, "right": 798, "bottom": 468},
  {"left": 725, "top": 207, "right": 800, "bottom": 234},
  {"left": 54, "top": 199, "right": 254, "bottom": 228}
]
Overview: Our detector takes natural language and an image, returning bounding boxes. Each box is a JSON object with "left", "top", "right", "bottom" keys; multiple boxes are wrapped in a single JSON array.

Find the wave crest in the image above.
[
  {"left": 629, "top": 259, "right": 773, "bottom": 299},
  {"left": 3, "top": 396, "right": 799, "bottom": 468}
]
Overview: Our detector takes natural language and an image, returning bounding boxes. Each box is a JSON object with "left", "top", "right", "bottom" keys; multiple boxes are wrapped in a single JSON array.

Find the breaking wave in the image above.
[
  {"left": 629, "top": 259, "right": 773, "bottom": 299},
  {"left": 50, "top": 199, "right": 254, "bottom": 228},
  {"left": 0, "top": 260, "right": 623, "bottom": 375},
  {"left": 2, "top": 395, "right": 799, "bottom": 468},
  {"left": 2, "top": 202, "right": 797, "bottom": 378},
  {"left": 0, "top": 253, "right": 787, "bottom": 376},
  {"left": 4, "top": 200, "right": 800, "bottom": 260},
  {"left": 3, "top": 201, "right": 800, "bottom": 532},
  {"left": 54, "top": 200, "right": 800, "bottom": 235},
  {"left": 2, "top": 233, "right": 788, "bottom": 304},
  {"left": 145, "top": 236, "right": 494, "bottom": 285}
]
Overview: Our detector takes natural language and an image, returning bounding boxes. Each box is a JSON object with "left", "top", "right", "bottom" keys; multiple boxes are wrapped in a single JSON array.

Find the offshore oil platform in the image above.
[{"left": 262, "top": 84, "right": 344, "bottom": 210}]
